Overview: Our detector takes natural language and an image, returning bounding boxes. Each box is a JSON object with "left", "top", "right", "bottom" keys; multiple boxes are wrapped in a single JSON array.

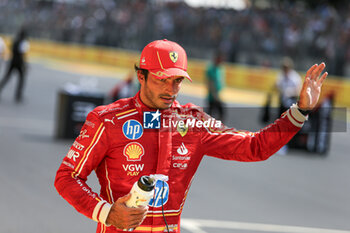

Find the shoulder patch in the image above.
[{"left": 96, "top": 98, "right": 134, "bottom": 117}]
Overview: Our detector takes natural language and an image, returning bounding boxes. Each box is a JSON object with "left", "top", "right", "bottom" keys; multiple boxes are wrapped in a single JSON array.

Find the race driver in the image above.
[{"left": 54, "top": 39, "right": 328, "bottom": 233}]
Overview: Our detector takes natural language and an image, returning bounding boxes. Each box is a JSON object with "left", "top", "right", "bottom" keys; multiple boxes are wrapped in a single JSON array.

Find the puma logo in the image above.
[{"left": 104, "top": 117, "right": 115, "bottom": 125}]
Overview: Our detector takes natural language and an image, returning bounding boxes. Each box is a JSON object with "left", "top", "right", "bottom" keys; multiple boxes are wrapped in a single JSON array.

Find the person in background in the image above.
[
  {"left": 276, "top": 57, "right": 302, "bottom": 116},
  {"left": 0, "top": 36, "right": 6, "bottom": 73},
  {"left": 0, "top": 28, "right": 30, "bottom": 103},
  {"left": 206, "top": 51, "right": 225, "bottom": 120},
  {"left": 108, "top": 71, "right": 138, "bottom": 102},
  {"left": 275, "top": 57, "right": 302, "bottom": 154}
]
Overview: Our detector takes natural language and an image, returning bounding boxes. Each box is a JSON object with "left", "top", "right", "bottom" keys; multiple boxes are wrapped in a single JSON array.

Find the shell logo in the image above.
[{"left": 123, "top": 142, "right": 145, "bottom": 161}]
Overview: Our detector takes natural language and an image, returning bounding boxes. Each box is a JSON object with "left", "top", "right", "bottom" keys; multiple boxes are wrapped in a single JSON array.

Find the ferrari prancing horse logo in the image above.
[{"left": 169, "top": 51, "right": 178, "bottom": 63}]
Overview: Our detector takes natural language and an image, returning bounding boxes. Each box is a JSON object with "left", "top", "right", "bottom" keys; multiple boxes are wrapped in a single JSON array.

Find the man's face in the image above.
[
  {"left": 138, "top": 72, "right": 184, "bottom": 109},
  {"left": 282, "top": 65, "right": 290, "bottom": 74}
]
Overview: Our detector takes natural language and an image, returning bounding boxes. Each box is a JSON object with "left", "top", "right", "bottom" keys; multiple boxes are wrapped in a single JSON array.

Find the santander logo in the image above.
[{"left": 177, "top": 143, "right": 188, "bottom": 155}]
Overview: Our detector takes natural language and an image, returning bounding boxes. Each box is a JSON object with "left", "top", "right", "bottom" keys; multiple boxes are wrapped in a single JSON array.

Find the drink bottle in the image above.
[
  {"left": 124, "top": 175, "right": 167, "bottom": 231},
  {"left": 126, "top": 175, "right": 156, "bottom": 208}
]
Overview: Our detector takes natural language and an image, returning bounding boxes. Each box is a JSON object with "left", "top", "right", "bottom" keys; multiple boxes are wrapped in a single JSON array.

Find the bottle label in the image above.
[
  {"left": 149, "top": 180, "right": 169, "bottom": 208},
  {"left": 126, "top": 182, "right": 154, "bottom": 208}
]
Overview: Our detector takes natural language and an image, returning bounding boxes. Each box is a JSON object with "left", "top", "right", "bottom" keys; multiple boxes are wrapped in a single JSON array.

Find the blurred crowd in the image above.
[{"left": 1, "top": 0, "right": 350, "bottom": 77}]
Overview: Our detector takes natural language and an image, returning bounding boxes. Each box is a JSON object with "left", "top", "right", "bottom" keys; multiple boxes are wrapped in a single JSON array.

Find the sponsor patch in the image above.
[
  {"left": 173, "top": 162, "right": 188, "bottom": 169},
  {"left": 104, "top": 117, "right": 115, "bottom": 125},
  {"left": 172, "top": 155, "right": 190, "bottom": 161},
  {"left": 143, "top": 110, "right": 161, "bottom": 129},
  {"left": 77, "top": 129, "right": 89, "bottom": 140},
  {"left": 177, "top": 124, "right": 188, "bottom": 137},
  {"left": 149, "top": 180, "right": 169, "bottom": 208},
  {"left": 62, "top": 161, "right": 74, "bottom": 169},
  {"left": 66, "top": 149, "right": 80, "bottom": 161},
  {"left": 98, "top": 104, "right": 130, "bottom": 115},
  {"left": 85, "top": 121, "right": 95, "bottom": 128},
  {"left": 123, "top": 142, "right": 145, "bottom": 161},
  {"left": 122, "top": 120, "right": 143, "bottom": 140},
  {"left": 122, "top": 164, "right": 144, "bottom": 176},
  {"left": 73, "top": 141, "right": 85, "bottom": 151},
  {"left": 176, "top": 143, "right": 188, "bottom": 155}
]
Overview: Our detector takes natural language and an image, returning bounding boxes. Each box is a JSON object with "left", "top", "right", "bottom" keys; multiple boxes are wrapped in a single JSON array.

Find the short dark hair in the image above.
[{"left": 134, "top": 64, "right": 149, "bottom": 81}]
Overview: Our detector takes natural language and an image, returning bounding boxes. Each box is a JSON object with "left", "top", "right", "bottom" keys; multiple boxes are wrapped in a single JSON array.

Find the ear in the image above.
[{"left": 137, "top": 70, "right": 145, "bottom": 85}]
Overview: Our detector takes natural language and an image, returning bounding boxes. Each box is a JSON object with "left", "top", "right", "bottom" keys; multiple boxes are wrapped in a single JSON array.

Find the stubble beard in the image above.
[{"left": 144, "top": 88, "right": 174, "bottom": 110}]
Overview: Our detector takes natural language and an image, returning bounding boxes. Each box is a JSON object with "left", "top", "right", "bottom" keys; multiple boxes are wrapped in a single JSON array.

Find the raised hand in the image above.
[{"left": 298, "top": 63, "right": 328, "bottom": 110}]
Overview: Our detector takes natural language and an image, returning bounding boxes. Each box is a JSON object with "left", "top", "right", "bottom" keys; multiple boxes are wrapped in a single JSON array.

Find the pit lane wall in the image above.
[{"left": 1, "top": 36, "right": 349, "bottom": 107}]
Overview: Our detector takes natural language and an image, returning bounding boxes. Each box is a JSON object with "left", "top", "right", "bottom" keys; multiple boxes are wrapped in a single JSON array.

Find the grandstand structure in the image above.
[{"left": 1, "top": 0, "right": 350, "bottom": 76}]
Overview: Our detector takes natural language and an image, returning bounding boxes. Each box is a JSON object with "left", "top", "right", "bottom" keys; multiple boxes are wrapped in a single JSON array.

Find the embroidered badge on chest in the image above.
[{"left": 177, "top": 124, "right": 188, "bottom": 137}]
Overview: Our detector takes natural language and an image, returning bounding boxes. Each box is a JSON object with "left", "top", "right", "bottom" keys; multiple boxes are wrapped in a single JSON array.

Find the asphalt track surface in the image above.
[{"left": 0, "top": 57, "right": 349, "bottom": 233}]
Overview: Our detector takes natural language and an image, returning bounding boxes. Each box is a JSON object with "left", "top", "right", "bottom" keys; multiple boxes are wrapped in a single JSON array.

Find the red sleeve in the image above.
[
  {"left": 201, "top": 104, "right": 307, "bottom": 161},
  {"left": 54, "top": 111, "right": 111, "bottom": 225}
]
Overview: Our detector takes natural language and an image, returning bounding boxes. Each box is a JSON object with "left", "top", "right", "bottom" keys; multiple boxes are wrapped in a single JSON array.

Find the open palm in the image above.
[{"left": 298, "top": 63, "right": 328, "bottom": 110}]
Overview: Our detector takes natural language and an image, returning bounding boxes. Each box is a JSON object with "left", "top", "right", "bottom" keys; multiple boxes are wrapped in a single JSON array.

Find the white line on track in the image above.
[{"left": 181, "top": 218, "right": 350, "bottom": 233}]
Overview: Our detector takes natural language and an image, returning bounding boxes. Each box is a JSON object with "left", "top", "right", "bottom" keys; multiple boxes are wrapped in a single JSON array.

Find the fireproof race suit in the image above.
[{"left": 54, "top": 92, "right": 307, "bottom": 233}]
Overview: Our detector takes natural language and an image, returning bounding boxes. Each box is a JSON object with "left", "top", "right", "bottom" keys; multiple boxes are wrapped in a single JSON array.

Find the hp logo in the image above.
[{"left": 122, "top": 120, "right": 143, "bottom": 140}]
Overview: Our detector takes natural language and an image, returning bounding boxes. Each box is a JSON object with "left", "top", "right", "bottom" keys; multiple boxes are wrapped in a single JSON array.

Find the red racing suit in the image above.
[{"left": 54, "top": 92, "right": 307, "bottom": 233}]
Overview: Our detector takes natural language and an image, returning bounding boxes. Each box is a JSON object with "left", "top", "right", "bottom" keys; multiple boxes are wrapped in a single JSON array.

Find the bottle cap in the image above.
[{"left": 138, "top": 176, "right": 156, "bottom": 191}]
